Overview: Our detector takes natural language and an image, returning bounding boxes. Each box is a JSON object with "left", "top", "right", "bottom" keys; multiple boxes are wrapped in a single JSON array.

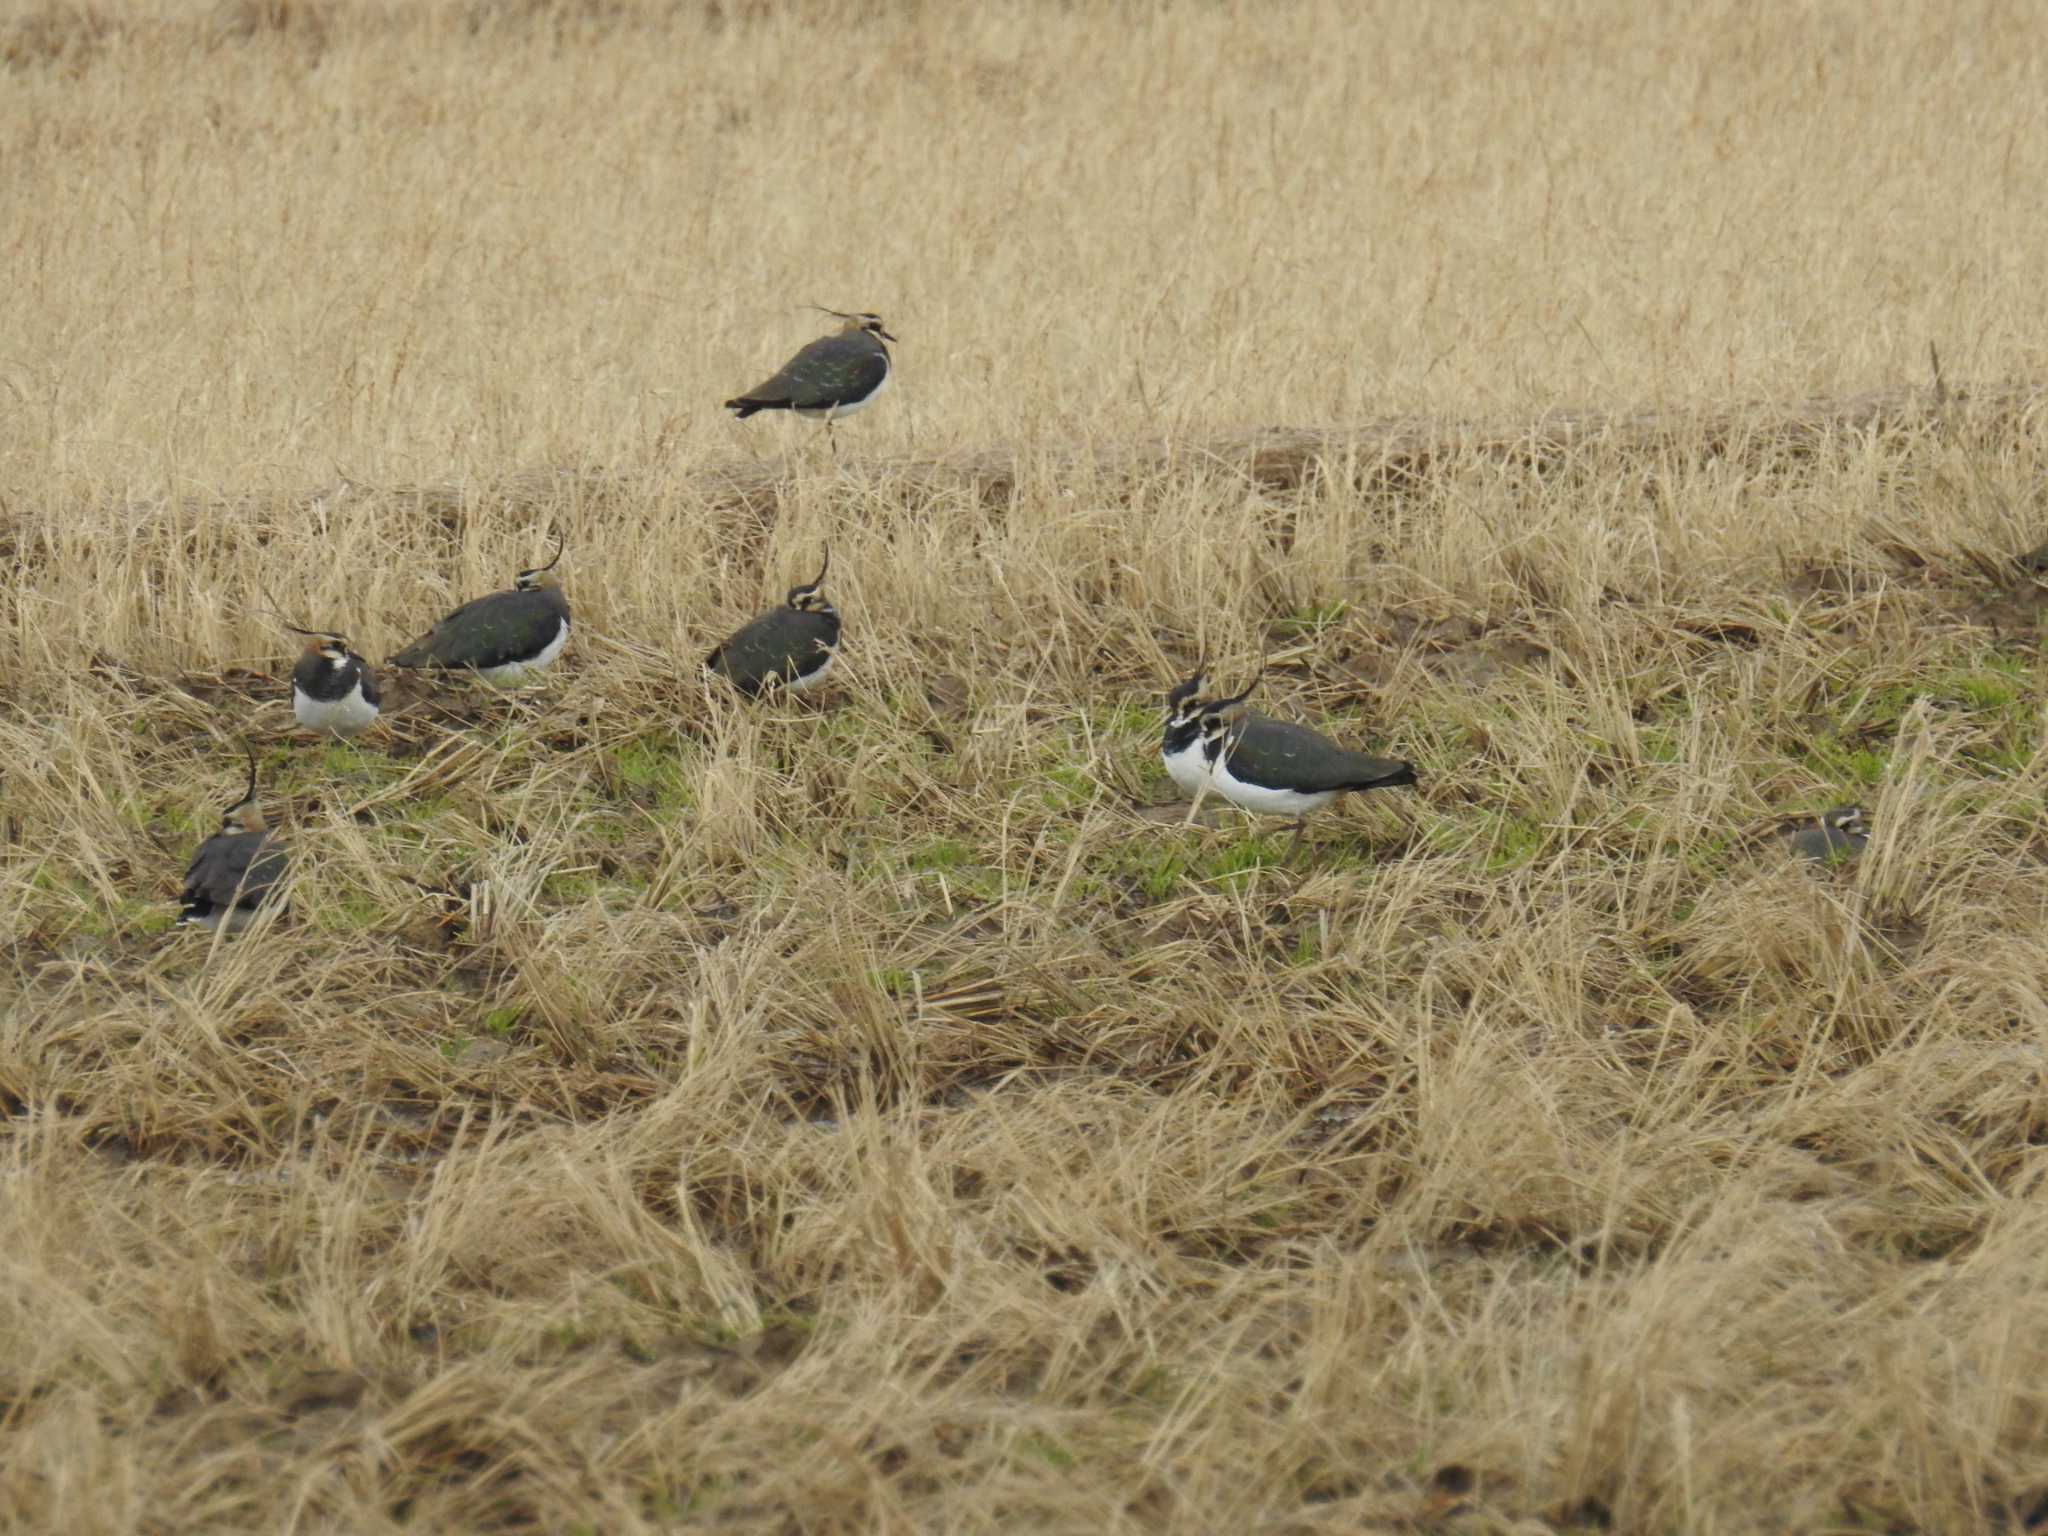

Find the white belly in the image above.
[
  {"left": 1211, "top": 756, "right": 1337, "bottom": 817},
  {"left": 785, "top": 648, "right": 836, "bottom": 694},
  {"left": 477, "top": 621, "right": 567, "bottom": 687},
  {"left": 294, "top": 679, "right": 379, "bottom": 737},
  {"left": 796, "top": 362, "right": 889, "bottom": 421},
  {"left": 1162, "top": 739, "right": 1209, "bottom": 798},
  {"left": 180, "top": 905, "right": 260, "bottom": 934}
]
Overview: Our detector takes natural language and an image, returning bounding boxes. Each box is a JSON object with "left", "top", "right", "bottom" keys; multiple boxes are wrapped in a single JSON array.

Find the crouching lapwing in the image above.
[
  {"left": 706, "top": 546, "right": 840, "bottom": 697},
  {"left": 280, "top": 620, "right": 381, "bottom": 738},
  {"left": 1785, "top": 804, "right": 1869, "bottom": 864},
  {"left": 725, "top": 309, "right": 896, "bottom": 450},
  {"left": 180, "top": 749, "right": 288, "bottom": 933},
  {"left": 389, "top": 529, "right": 570, "bottom": 687},
  {"left": 1170, "top": 668, "right": 1417, "bottom": 862}
]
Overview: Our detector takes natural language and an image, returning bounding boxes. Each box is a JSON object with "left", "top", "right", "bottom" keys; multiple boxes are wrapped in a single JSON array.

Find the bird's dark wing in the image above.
[
  {"left": 391, "top": 589, "right": 568, "bottom": 670},
  {"left": 728, "top": 334, "right": 888, "bottom": 412},
  {"left": 184, "top": 831, "right": 287, "bottom": 910},
  {"left": 1787, "top": 821, "right": 1863, "bottom": 862},
  {"left": 707, "top": 609, "right": 839, "bottom": 693},
  {"left": 1224, "top": 714, "right": 1417, "bottom": 794}
]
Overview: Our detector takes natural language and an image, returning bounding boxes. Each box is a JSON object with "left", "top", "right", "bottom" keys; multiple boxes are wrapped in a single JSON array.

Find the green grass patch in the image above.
[
  {"left": 1042, "top": 761, "right": 1094, "bottom": 809},
  {"left": 908, "top": 838, "right": 972, "bottom": 872},
  {"left": 1272, "top": 597, "right": 1349, "bottom": 637},
  {"left": 612, "top": 734, "right": 696, "bottom": 810}
]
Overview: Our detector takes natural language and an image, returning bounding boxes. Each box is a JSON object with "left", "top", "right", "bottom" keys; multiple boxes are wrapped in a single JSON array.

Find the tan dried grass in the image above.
[{"left": 6, "top": 2, "right": 2048, "bottom": 1532}]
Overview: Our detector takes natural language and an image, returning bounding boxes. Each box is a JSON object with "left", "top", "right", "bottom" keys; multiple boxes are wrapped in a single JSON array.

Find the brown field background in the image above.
[{"left": 6, "top": 1, "right": 2048, "bottom": 1531}]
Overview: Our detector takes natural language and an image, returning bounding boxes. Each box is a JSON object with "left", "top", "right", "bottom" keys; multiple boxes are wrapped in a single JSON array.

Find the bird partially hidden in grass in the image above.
[
  {"left": 388, "top": 527, "right": 570, "bottom": 687},
  {"left": 1784, "top": 804, "right": 1869, "bottom": 864},
  {"left": 724, "top": 308, "right": 896, "bottom": 453},
  {"left": 179, "top": 747, "right": 289, "bottom": 933},
  {"left": 1174, "top": 667, "right": 1417, "bottom": 864},
  {"left": 705, "top": 546, "right": 840, "bottom": 698},
  {"left": 276, "top": 617, "right": 381, "bottom": 738}
]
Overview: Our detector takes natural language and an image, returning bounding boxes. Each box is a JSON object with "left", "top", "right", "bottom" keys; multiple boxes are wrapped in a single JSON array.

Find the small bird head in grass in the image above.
[
  {"left": 1196, "top": 668, "right": 1263, "bottom": 754},
  {"left": 215, "top": 747, "right": 267, "bottom": 836},
  {"left": 1164, "top": 666, "right": 1209, "bottom": 728},
  {"left": 785, "top": 546, "right": 836, "bottom": 616},
  {"left": 814, "top": 306, "right": 897, "bottom": 346},
  {"left": 514, "top": 529, "right": 567, "bottom": 592}
]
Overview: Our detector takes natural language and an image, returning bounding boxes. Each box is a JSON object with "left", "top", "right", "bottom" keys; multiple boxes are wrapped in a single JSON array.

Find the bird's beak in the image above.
[{"left": 880, "top": 328, "right": 899, "bottom": 344}]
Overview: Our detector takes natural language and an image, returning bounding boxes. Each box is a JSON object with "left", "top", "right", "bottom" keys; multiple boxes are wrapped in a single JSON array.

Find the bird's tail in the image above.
[
  {"left": 1348, "top": 761, "right": 1419, "bottom": 791},
  {"left": 725, "top": 398, "right": 768, "bottom": 419}
]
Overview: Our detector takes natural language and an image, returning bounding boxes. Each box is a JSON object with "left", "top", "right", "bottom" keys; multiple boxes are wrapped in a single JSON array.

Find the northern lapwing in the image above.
[
  {"left": 724, "top": 309, "right": 896, "bottom": 449},
  {"left": 179, "top": 748, "right": 289, "bottom": 933},
  {"left": 280, "top": 619, "right": 381, "bottom": 738},
  {"left": 1785, "top": 804, "right": 1869, "bottom": 864},
  {"left": 705, "top": 546, "right": 840, "bottom": 698},
  {"left": 1186, "top": 670, "right": 1417, "bottom": 862},
  {"left": 389, "top": 528, "right": 570, "bottom": 687}
]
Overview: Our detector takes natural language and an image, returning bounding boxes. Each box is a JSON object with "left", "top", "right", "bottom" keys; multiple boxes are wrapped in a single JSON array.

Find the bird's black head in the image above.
[
  {"left": 1822, "top": 805, "right": 1868, "bottom": 840},
  {"left": 269, "top": 609, "right": 355, "bottom": 665},
  {"left": 1197, "top": 702, "right": 1248, "bottom": 761},
  {"left": 220, "top": 747, "right": 266, "bottom": 834},
  {"left": 281, "top": 621, "right": 353, "bottom": 665},
  {"left": 1165, "top": 667, "right": 1209, "bottom": 728},
  {"left": 514, "top": 526, "right": 567, "bottom": 591},
  {"left": 814, "top": 306, "right": 897, "bottom": 346},
  {"left": 1196, "top": 668, "right": 1262, "bottom": 757},
  {"left": 787, "top": 545, "right": 836, "bottom": 615}
]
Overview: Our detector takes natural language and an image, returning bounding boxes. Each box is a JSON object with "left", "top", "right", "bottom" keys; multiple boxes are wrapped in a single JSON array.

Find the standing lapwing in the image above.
[
  {"left": 1186, "top": 670, "right": 1417, "bottom": 862},
  {"left": 388, "top": 528, "right": 570, "bottom": 687},
  {"left": 179, "top": 748, "right": 289, "bottom": 933},
  {"left": 279, "top": 619, "right": 381, "bottom": 738},
  {"left": 706, "top": 546, "right": 840, "bottom": 698},
  {"left": 724, "top": 309, "right": 897, "bottom": 450},
  {"left": 1784, "top": 804, "right": 1869, "bottom": 864}
]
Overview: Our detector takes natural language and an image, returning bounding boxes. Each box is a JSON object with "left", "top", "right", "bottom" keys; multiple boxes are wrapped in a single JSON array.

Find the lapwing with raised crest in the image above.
[
  {"left": 1172, "top": 668, "right": 1417, "bottom": 862},
  {"left": 389, "top": 528, "right": 570, "bottom": 687},
  {"left": 725, "top": 309, "right": 896, "bottom": 449},
  {"left": 705, "top": 546, "right": 840, "bottom": 698},
  {"left": 1785, "top": 804, "right": 1869, "bottom": 864},
  {"left": 278, "top": 618, "right": 381, "bottom": 738},
  {"left": 179, "top": 748, "right": 289, "bottom": 933}
]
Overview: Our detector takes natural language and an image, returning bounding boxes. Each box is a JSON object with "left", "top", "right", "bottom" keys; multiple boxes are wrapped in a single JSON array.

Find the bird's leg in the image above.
[{"left": 1283, "top": 816, "right": 1311, "bottom": 867}]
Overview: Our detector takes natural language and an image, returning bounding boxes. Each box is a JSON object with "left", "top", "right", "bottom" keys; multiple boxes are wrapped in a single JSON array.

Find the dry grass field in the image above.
[{"left": 7, "top": 0, "right": 2048, "bottom": 1530}]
